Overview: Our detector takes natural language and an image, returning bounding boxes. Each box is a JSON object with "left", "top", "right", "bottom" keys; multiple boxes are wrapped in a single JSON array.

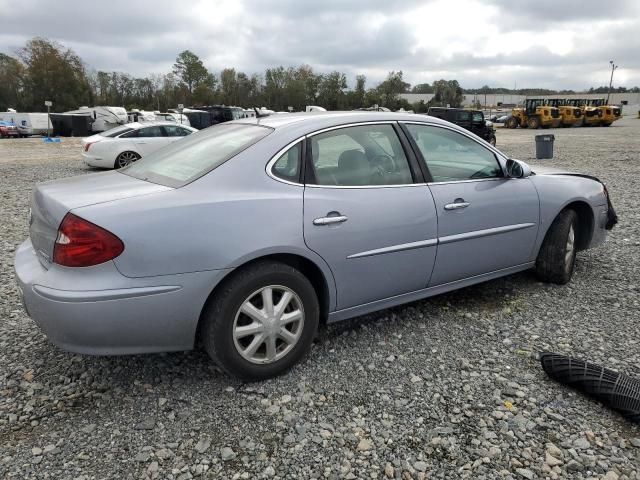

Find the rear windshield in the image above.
[{"left": 121, "top": 123, "right": 272, "bottom": 187}]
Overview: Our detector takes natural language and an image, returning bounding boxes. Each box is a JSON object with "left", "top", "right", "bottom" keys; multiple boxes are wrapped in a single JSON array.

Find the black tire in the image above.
[
  {"left": 527, "top": 116, "right": 541, "bottom": 129},
  {"left": 201, "top": 261, "right": 319, "bottom": 381},
  {"left": 114, "top": 151, "right": 140, "bottom": 169},
  {"left": 535, "top": 209, "right": 578, "bottom": 284},
  {"left": 505, "top": 117, "right": 518, "bottom": 129}
]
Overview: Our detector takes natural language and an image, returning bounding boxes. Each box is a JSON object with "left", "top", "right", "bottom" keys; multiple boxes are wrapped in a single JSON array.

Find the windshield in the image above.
[{"left": 122, "top": 123, "right": 272, "bottom": 187}]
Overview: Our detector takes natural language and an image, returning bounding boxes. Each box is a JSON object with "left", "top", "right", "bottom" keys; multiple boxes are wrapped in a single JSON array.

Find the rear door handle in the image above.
[
  {"left": 444, "top": 201, "right": 470, "bottom": 211},
  {"left": 313, "top": 215, "right": 348, "bottom": 226}
]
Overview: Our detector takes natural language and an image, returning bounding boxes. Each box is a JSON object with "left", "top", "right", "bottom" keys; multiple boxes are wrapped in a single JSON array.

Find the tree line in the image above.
[{"left": 1, "top": 37, "right": 637, "bottom": 114}]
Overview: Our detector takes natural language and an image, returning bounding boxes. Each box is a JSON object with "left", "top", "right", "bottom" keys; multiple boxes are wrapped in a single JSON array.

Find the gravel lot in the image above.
[{"left": 1, "top": 118, "right": 639, "bottom": 479}]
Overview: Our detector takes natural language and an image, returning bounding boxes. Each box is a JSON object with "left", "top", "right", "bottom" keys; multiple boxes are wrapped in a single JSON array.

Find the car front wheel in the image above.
[
  {"left": 201, "top": 261, "right": 319, "bottom": 381},
  {"left": 535, "top": 209, "right": 578, "bottom": 284}
]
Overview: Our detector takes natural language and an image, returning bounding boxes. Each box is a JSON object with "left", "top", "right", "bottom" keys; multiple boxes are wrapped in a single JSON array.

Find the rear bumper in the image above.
[
  {"left": 14, "top": 238, "right": 230, "bottom": 355},
  {"left": 82, "top": 152, "right": 111, "bottom": 168}
]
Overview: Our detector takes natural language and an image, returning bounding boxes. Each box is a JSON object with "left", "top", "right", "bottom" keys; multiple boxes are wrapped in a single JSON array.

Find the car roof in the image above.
[
  {"left": 122, "top": 121, "right": 194, "bottom": 129},
  {"left": 232, "top": 111, "right": 451, "bottom": 131}
]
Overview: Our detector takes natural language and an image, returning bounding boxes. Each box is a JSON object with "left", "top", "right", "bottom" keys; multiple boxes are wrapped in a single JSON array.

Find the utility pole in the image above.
[{"left": 606, "top": 60, "right": 618, "bottom": 104}]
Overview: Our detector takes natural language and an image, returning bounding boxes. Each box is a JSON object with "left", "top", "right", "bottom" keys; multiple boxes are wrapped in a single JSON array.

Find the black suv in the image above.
[{"left": 426, "top": 107, "right": 496, "bottom": 146}]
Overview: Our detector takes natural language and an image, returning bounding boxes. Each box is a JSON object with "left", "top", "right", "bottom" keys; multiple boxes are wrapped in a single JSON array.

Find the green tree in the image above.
[
  {"left": 0, "top": 53, "right": 24, "bottom": 110},
  {"left": 376, "top": 71, "right": 410, "bottom": 107},
  {"left": 411, "top": 83, "right": 433, "bottom": 94},
  {"left": 431, "top": 79, "right": 464, "bottom": 107},
  {"left": 173, "top": 50, "right": 210, "bottom": 99},
  {"left": 317, "top": 71, "right": 347, "bottom": 110},
  {"left": 17, "top": 37, "right": 91, "bottom": 111}
]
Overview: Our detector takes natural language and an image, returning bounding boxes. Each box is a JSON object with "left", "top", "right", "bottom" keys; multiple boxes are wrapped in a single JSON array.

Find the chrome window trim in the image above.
[
  {"left": 305, "top": 183, "right": 428, "bottom": 190},
  {"left": 427, "top": 177, "right": 511, "bottom": 186},
  {"left": 306, "top": 120, "right": 397, "bottom": 138},
  {"left": 266, "top": 121, "right": 424, "bottom": 189},
  {"left": 400, "top": 120, "right": 508, "bottom": 166},
  {"left": 265, "top": 138, "right": 305, "bottom": 187}
]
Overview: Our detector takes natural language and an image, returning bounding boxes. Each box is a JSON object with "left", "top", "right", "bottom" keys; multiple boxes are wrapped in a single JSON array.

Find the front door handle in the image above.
[
  {"left": 444, "top": 200, "right": 470, "bottom": 211},
  {"left": 313, "top": 215, "right": 348, "bottom": 226}
]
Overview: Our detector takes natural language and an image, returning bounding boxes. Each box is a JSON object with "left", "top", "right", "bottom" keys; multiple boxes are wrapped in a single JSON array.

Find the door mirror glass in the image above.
[{"left": 506, "top": 158, "right": 531, "bottom": 178}]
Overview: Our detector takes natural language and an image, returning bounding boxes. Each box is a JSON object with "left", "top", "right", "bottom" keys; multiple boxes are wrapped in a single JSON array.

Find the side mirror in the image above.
[{"left": 506, "top": 158, "right": 531, "bottom": 179}]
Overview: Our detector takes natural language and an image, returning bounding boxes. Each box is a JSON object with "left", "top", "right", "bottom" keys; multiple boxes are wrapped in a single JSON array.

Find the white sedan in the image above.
[{"left": 81, "top": 122, "right": 197, "bottom": 169}]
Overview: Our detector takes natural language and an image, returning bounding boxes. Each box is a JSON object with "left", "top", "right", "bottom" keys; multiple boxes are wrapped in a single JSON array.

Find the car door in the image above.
[
  {"left": 402, "top": 122, "right": 539, "bottom": 286},
  {"left": 132, "top": 125, "right": 170, "bottom": 156},
  {"left": 302, "top": 123, "right": 438, "bottom": 311}
]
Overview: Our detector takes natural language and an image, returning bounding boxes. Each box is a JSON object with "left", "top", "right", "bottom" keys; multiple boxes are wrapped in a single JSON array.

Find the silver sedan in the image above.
[{"left": 15, "top": 112, "right": 617, "bottom": 380}]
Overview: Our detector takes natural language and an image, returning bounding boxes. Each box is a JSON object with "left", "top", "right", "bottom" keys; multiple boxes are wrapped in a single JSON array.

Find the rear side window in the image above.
[
  {"left": 139, "top": 126, "right": 164, "bottom": 137},
  {"left": 122, "top": 124, "right": 272, "bottom": 187},
  {"left": 104, "top": 125, "right": 134, "bottom": 137},
  {"left": 271, "top": 143, "right": 301, "bottom": 183}
]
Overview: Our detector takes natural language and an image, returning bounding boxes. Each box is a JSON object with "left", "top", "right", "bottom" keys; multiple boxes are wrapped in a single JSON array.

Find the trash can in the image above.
[{"left": 535, "top": 134, "right": 555, "bottom": 159}]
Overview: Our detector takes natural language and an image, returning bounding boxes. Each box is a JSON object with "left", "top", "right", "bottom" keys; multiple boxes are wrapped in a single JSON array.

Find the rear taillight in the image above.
[
  {"left": 84, "top": 141, "right": 97, "bottom": 152},
  {"left": 53, "top": 213, "right": 124, "bottom": 267}
]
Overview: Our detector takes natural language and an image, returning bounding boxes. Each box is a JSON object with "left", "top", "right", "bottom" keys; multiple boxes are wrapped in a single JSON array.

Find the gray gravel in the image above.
[{"left": 1, "top": 119, "right": 640, "bottom": 479}]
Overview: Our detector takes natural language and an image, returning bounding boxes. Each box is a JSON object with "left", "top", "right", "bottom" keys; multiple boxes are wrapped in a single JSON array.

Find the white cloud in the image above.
[{"left": 0, "top": 0, "right": 638, "bottom": 89}]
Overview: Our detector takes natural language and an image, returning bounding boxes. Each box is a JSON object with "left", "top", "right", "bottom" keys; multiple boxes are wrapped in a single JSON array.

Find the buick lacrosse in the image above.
[{"left": 15, "top": 112, "right": 617, "bottom": 380}]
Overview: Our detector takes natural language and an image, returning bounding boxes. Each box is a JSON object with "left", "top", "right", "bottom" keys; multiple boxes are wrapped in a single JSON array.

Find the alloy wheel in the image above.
[
  {"left": 565, "top": 224, "right": 575, "bottom": 272},
  {"left": 116, "top": 152, "right": 139, "bottom": 168},
  {"left": 232, "top": 285, "right": 305, "bottom": 365}
]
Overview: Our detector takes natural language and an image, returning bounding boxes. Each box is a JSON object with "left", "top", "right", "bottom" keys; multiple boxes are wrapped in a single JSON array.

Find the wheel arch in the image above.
[
  {"left": 540, "top": 200, "right": 595, "bottom": 254},
  {"left": 194, "top": 250, "right": 336, "bottom": 347}
]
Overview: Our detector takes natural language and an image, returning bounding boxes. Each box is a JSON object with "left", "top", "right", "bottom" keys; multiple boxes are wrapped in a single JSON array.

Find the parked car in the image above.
[
  {"left": 81, "top": 121, "right": 197, "bottom": 169},
  {"left": 0, "top": 121, "right": 20, "bottom": 138},
  {"left": 15, "top": 112, "right": 617, "bottom": 380},
  {"left": 427, "top": 107, "right": 497, "bottom": 146}
]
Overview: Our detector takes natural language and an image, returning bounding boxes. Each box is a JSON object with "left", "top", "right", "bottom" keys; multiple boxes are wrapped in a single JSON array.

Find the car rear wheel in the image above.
[
  {"left": 201, "top": 261, "right": 319, "bottom": 381},
  {"left": 115, "top": 151, "right": 140, "bottom": 169},
  {"left": 535, "top": 209, "right": 578, "bottom": 285}
]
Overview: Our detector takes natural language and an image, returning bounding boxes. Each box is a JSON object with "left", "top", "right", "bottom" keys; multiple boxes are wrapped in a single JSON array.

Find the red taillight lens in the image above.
[
  {"left": 53, "top": 213, "right": 124, "bottom": 267},
  {"left": 84, "top": 141, "right": 96, "bottom": 152}
]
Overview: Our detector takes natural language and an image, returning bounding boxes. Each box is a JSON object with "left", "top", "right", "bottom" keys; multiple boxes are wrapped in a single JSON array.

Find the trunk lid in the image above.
[{"left": 29, "top": 171, "right": 171, "bottom": 266}]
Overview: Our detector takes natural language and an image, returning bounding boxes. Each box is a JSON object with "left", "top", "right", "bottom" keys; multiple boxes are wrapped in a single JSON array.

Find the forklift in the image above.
[
  {"left": 505, "top": 99, "right": 560, "bottom": 129},
  {"left": 545, "top": 99, "right": 582, "bottom": 127}
]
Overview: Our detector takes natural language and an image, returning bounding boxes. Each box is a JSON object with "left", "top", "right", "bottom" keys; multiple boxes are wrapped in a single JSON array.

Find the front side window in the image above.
[
  {"left": 122, "top": 124, "right": 272, "bottom": 187},
  {"left": 309, "top": 124, "right": 413, "bottom": 186},
  {"left": 472, "top": 112, "right": 484, "bottom": 123},
  {"left": 271, "top": 142, "right": 301, "bottom": 183},
  {"left": 405, "top": 124, "right": 502, "bottom": 182},
  {"left": 457, "top": 111, "right": 471, "bottom": 122}
]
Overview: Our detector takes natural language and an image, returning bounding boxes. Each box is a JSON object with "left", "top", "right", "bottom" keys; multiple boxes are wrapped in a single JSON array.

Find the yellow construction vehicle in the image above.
[
  {"left": 565, "top": 99, "right": 622, "bottom": 126},
  {"left": 586, "top": 98, "right": 622, "bottom": 126},
  {"left": 505, "top": 99, "right": 561, "bottom": 129},
  {"left": 545, "top": 99, "right": 583, "bottom": 127}
]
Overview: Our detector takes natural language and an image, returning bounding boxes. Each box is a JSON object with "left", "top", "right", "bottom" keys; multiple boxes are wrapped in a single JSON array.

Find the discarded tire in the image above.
[{"left": 540, "top": 352, "right": 640, "bottom": 423}]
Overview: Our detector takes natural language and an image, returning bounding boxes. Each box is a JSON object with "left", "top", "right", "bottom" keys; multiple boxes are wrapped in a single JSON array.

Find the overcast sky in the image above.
[{"left": 1, "top": 0, "right": 639, "bottom": 90}]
